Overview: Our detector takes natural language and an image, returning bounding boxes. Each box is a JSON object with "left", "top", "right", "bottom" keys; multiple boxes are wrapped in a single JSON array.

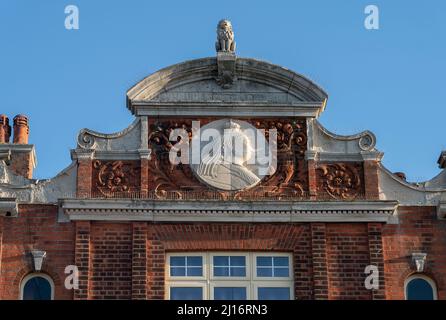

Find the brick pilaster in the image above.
[
  {"left": 74, "top": 221, "right": 91, "bottom": 300},
  {"left": 76, "top": 157, "right": 93, "bottom": 198},
  {"left": 307, "top": 159, "right": 318, "bottom": 200},
  {"left": 140, "top": 158, "right": 149, "bottom": 196},
  {"left": 132, "top": 222, "right": 147, "bottom": 299},
  {"left": 363, "top": 160, "right": 380, "bottom": 200},
  {"left": 367, "top": 223, "right": 386, "bottom": 300},
  {"left": 311, "top": 223, "right": 329, "bottom": 299},
  {"left": 147, "top": 226, "right": 165, "bottom": 300}
]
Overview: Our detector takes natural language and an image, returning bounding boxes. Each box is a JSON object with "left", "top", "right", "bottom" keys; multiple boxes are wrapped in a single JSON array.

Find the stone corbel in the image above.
[
  {"left": 138, "top": 148, "right": 151, "bottom": 160},
  {"left": 0, "top": 198, "right": 18, "bottom": 217},
  {"left": 412, "top": 252, "right": 427, "bottom": 273},
  {"left": 31, "top": 250, "right": 47, "bottom": 271},
  {"left": 216, "top": 52, "right": 237, "bottom": 89}
]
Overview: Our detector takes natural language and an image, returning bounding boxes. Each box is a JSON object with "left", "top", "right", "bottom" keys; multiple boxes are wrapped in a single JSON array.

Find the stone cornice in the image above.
[
  {"left": 70, "top": 149, "right": 143, "bottom": 160},
  {"left": 59, "top": 199, "right": 398, "bottom": 223},
  {"left": 131, "top": 101, "right": 324, "bottom": 118},
  {"left": 305, "top": 151, "right": 384, "bottom": 162}
]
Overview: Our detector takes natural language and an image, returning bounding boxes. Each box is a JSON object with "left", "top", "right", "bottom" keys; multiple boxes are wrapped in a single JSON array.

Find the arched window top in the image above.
[
  {"left": 405, "top": 274, "right": 437, "bottom": 300},
  {"left": 20, "top": 273, "right": 54, "bottom": 300}
]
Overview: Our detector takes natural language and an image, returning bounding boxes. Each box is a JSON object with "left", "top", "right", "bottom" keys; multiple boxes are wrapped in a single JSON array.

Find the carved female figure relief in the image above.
[{"left": 195, "top": 119, "right": 261, "bottom": 191}]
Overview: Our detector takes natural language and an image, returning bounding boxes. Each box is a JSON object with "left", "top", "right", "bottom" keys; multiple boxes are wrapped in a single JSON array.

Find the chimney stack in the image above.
[
  {"left": 0, "top": 114, "right": 36, "bottom": 179},
  {"left": 0, "top": 115, "right": 11, "bottom": 143},
  {"left": 13, "top": 114, "right": 29, "bottom": 144}
]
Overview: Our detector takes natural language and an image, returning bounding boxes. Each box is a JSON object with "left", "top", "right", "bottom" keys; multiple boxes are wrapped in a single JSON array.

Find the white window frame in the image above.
[
  {"left": 167, "top": 281, "right": 208, "bottom": 300},
  {"left": 253, "top": 282, "right": 294, "bottom": 300},
  {"left": 210, "top": 281, "right": 251, "bottom": 300},
  {"left": 253, "top": 252, "right": 293, "bottom": 281},
  {"left": 166, "top": 252, "right": 207, "bottom": 281},
  {"left": 404, "top": 274, "right": 438, "bottom": 300},
  {"left": 210, "top": 252, "right": 250, "bottom": 280},
  {"left": 20, "top": 273, "right": 55, "bottom": 300},
  {"left": 166, "top": 252, "right": 294, "bottom": 300}
]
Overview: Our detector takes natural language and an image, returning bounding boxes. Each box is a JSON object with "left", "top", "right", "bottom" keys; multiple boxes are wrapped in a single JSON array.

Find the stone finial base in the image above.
[{"left": 216, "top": 52, "right": 237, "bottom": 89}]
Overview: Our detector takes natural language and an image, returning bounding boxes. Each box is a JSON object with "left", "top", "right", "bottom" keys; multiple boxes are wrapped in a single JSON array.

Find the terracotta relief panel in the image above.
[
  {"left": 91, "top": 160, "right": 141, "bottom": 197},
  {"left": 147, "top": 117, "right": 308, "bottom": 200},
  {"left": 316, "top": 162, "right": 365, "bottom": 200}
]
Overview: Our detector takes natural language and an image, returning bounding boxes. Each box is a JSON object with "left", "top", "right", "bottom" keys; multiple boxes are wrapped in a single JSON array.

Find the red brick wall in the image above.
[
  {"left": 382, "top": 206, "right": 446, "bottom": 300},
  {"left": 326, "top": 224, "right": 371, "bottom": 300},
  {"left": 0, "top": 205, "right": 74, "bottom": 300},
  {"left": 9, "top": 152, "right": 33, "bottom": 179},
  {"left": 89, "top": 222, "right": 133, "bottom": 299},
  {"left": 1, "top": 205, "right": 445, "bottom": 300}
]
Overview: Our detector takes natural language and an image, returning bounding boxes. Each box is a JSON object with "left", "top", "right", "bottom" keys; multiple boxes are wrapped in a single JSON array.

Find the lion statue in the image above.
[{"left": 215, "top": 19, "right": 236, "bottom": 53}]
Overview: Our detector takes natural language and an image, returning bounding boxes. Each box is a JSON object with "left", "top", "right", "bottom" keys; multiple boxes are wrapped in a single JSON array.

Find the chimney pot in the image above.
[
  {"left": 0, "top": 115, "right": 11, "bottom": 143},
  {"left": 13, "top": 114, "right": 29, "bottom": 144}
]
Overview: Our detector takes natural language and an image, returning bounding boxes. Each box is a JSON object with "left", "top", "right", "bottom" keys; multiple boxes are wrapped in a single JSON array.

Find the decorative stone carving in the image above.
[
  {"left": 215, "top": 19, "right": 236, "bottom": 53},
  {"left": 257, "top": 119, "right": 308, "bottom": 197},
  {"left": 148, "top": 120, "right": 202, "bottom": 199},
  {"left": 317, "top": 163, "right": 363, "bottom": 200},
  {"left": 147, "top": 118, "right": 309, "bottom": 199},
  {"left": 30, "top": 250, "right": 46, "bottom": 271},
  {"left": 359, "top": 133, "right": 375, "bottom": 151},
  {"left": 216, "top": 52, "right": 237, "bottom": 89},
  {"left": 412, "top": 253, "right": 427, "bottom": 272},
  {"left": 78, "top": 130, "right": 96, "bottom": 149},
  {"left": 190, "top": 119, "right": 266, "bottom": 191},
  {"left": 215, "top": 19, "right": 237, "bottom": 89},
  {"left": 92, "top": 160, "right": 139, "bottom": 196}
]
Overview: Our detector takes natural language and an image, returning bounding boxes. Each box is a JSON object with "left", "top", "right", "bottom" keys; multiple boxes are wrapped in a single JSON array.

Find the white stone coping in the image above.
[
  {"left": 126, "top": 57, "right": 328, "bottom": 116},
  {"left": 59, "top": 198, "right": 398, "bottom": 223},
  {"left": 0, "top": 144, "right": 37, "bottom": 168}
]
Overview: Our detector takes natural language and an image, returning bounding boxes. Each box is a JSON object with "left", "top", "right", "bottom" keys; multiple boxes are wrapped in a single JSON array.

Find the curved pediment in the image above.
[{"left": 127, "top": 57, "right": 328, "bottom": 117}]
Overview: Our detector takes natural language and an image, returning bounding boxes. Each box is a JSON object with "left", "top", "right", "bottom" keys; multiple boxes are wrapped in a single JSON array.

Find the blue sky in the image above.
[{"left": 0, "top": 0, "right": 445, "bottom": 181}]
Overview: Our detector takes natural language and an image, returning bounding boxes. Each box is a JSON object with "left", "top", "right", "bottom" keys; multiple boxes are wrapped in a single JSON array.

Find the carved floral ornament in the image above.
[
  {"left": 93, "top": 160, "right": 138, "bottom": 196},
  {"left": 317, "top": 163, "right": 363, "bottom": 200}
]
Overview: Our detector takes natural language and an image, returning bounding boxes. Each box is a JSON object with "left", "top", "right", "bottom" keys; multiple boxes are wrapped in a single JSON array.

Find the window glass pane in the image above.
[
  {"left": 214, "top": 256, "right": 246, "bottom": 277},
  {"left": 171, "top": 256, "right": 186, "bottom": 267},
  {"left": 214, "top": 256, "right": 229, "bottom": 266},
  {"left": 214, "top": 287, "right": 247, "bottom": 300},
  {"left": 231, "top": 267, "right": 246, "bottom": 277},
  {"left": 231, "top": 256, "right": 246, "bottom": 266},
  {"left": 187, "top": 267, "right": 203, "bottom": 277},
  {"left": 23, "top": 276, "right": 52, "bottom": 300},
  {"left": 257, "top": 257, "right": 272, "bottom": 266},
  {"left": 274, "top": 268, "right": 289, "bottom": 277},
  {"left": 274, "top": 257, "right": 289, "bottom": 267},
  {"left": 187, "top": 257, "right": 203, "bottom": 267},
  {"left": 170, "top": 287, "right": 203, "bottom": 300},
  {"left": 258, "top": 287, "right": 290, "bottom": 300},
  {"left": 170, "top": 267, "right": 186, "bottom": 277},
  {"left": 407, "top": 279, "right": 435, "bottom": 300},
  {"left": 214, "top": 267, "right": 229, "bottom": 277},
  {"left": 257, "top": 267, "right": 273, "bottom": 277}
]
